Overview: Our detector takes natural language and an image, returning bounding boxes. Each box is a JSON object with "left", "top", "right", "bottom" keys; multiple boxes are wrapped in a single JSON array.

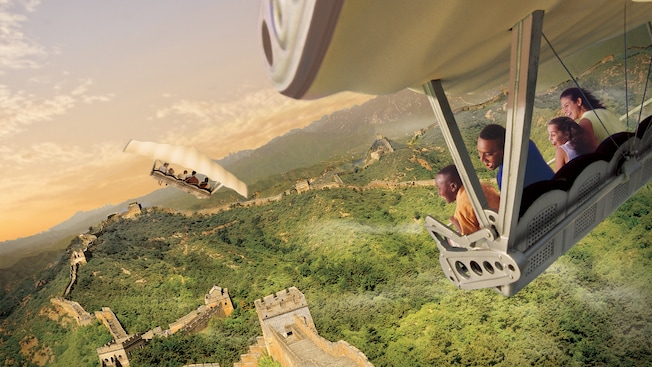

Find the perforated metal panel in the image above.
[
  {"left": 525, "top": 240, "right": 554, "bottom": 276},
  {"left": 577, "top": 173, "right": 600, "bottom": 204},
  {"left": 642, "top": 160, "right": 652, "bottom": 186},
  {"left": 526, "top": 204, "right": 557, "bottom": 250},
  {"left": 612, "top": 181, "right": 630, "bottom": 208},
  {"left": 574, "top": 203, "right": 597, "bottom": 238}
]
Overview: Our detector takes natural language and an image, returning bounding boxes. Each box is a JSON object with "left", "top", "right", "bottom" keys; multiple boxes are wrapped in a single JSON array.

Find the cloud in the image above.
[
  {"left": 0, "top": 85, "right": 74, "bottom": 138},
  {"left": 0, "top": 139, "right": 142, "bottom": 238},
  {"left": 0, "top": 80, "right": 115, "bottom": 140},
  {"left": 0, "top": 2, "right": 113, "bottom": 140},
  {"left": 0, "top": 85, "right": 75, "bottom": 137},
  {"left": 0, "top": 141, "right": 85, "bottom": 166},
  {"left": 70, "top": 79, "right": 115, "bottom": 103},
  {"left": 0, "top": 153, "right": 154, "bottom": 241},
  {"left": 154, "top": 88, "right": 374, "bottom": 158},
  {"left": 0, "top": 1, "right": 111, "bottom": 139},
  {"left": 0, "top": 138, "right": 128, "bottom": 171},
  {"left": 0, "top": 0, "right": 45, "bottom": 71}
]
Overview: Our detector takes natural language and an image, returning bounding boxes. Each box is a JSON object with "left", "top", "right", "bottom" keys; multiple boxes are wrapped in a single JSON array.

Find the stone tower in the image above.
[
  {"left": 122, "top": 201, "right": 142, "bottom": 219},
  {"left": 254, "top": 287, "right": 373, "bottom": 367},
  {"left": 255, "top": 287, "right": 315, "bottom": 339},
  {"left": 205, "top": 285, "right": 234, "bottom": 316}
]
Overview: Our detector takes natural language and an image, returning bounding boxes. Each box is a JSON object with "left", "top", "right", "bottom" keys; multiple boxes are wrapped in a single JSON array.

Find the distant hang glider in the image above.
[
  {"left": 258, "top": 0, "right": 652, "bottom": 296},
  {"left": 123, "top": 140, "right": 248, "bottom": 199}
]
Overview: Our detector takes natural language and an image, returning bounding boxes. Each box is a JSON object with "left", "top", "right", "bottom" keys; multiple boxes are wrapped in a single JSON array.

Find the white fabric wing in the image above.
[{"left": 124, "top": 139, "right": 248, "bottom": 198}]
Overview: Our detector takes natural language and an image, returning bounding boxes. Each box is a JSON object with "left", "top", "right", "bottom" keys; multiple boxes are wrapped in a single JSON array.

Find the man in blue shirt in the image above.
[{"left": 476, "top": 124, "right": 553, "bottom": 189}]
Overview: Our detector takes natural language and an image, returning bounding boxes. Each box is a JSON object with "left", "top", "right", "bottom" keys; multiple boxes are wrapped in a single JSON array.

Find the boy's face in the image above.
[{"left": 435, "top": 174, "right": 458, "bottom": 204}]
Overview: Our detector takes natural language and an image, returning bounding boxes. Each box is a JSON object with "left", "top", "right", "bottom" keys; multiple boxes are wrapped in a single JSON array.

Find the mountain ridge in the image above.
[
  {"left": 0, "top": 89, "right": 435, "bottom": 269},
  {"left": 2, "top": 48, "right": 652, "bottom": 366}
]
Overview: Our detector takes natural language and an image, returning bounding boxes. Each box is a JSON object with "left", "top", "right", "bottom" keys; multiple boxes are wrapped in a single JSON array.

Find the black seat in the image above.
[
  {"left": 519, "top": 179, "right": 567, "bottom": 218},
  {"left": 635, "top": 115, "right": 652, "bottom": 139},
  {"left": 595, "top": 131, "right": 635, "bottom": 160},
  {"left": 552, "top": 152, "right": 605, "bottom": 191}
]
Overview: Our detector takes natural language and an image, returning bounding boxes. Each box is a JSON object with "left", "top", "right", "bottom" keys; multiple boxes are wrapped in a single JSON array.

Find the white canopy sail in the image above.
[
  {"left": 123, "top": 139, "right": 248, "bottom": 198},
  {"left": 258, "top": 0, "right": 652, "bottom": 100}
]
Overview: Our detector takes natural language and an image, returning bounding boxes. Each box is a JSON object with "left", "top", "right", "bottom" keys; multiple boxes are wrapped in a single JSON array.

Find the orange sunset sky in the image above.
[{"left": 0, "top": 1, "right": 374, "bottom": 241}]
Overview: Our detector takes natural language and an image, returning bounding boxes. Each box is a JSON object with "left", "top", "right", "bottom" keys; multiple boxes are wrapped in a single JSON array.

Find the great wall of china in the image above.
[
  {"left": 196, "top": 134, "right": 438, "bottom": 215},
  {"left": 48, "top": 137, "right": 438, "bottom": 366},
  {"left": 52, "top": 202, "right": 374, "bottom": 367}
]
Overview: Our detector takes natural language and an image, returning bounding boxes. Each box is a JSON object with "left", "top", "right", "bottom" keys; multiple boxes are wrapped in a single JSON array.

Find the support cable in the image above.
[
  {"left": 633, "top": 56, "right": 652, "bottom": 152},
  {"left": 623, "top": 1, "right": 630, "bottom": 130}
]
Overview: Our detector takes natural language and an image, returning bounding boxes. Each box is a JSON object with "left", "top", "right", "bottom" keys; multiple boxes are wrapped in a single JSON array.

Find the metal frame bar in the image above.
[
  {"left": 423, "top": 80, "right": 493, "bottom": 233},
  {"left": 500, "top": 10, "right": 544, "bottom": 249},
  {"left": 422, "top": 11, "right": 544, "bottom": 251},
  {"left": 419, "top": 10, "right": 652, "bottom": 295}
]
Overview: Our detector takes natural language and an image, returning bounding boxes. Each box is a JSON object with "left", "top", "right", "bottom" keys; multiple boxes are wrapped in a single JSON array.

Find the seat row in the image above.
[{"left": 520, "top": 115, "right": 652, "bottom": 218}]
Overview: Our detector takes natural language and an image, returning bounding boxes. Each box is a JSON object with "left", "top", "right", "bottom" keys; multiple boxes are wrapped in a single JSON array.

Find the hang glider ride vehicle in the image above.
[
  {"left": 257, "top": 0, "right": 652, "bottom": 296},
  {"left": 123, "top": 140, "right": 248, "bottom": 199}
]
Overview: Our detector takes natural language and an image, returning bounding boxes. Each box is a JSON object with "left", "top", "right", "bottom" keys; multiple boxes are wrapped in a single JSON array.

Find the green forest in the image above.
[
  {"left": 1, "top": 49, "right": 652, "bottom": 367},
  {"left": 2, "top": 182, "right": 652, "bottom": 366}
]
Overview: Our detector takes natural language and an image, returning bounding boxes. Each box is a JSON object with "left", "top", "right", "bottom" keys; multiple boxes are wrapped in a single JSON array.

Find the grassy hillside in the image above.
[
  {"left": 1, "top": 179, "right": 651, "bottom": 366},
  {"left": 1, "top": 47, "right": 651, "bottom": 367}
]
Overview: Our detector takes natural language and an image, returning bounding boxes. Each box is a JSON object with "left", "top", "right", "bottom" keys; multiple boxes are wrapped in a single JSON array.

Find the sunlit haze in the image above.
[{"left": 0, "top": 1, "right": 373, "bottom": 241}]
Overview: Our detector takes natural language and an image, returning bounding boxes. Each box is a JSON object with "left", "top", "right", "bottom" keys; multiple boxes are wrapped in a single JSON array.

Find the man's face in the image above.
[
  {"left": 435, "top": 174, "right": 458, "bottom": 203},
  {"left": 477, "top": 138, "right": 504, "bottom": 170}
]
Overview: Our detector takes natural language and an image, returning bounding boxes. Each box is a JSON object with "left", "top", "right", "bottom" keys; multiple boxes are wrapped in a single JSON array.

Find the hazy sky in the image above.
[{"left": 0, "top": 0, "right": 373, "bottom": 241}]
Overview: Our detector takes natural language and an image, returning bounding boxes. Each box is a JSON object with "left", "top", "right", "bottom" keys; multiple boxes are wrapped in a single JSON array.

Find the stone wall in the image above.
[
  {"left": 205, "top": 286, "right": 234, "bottom": 316},
  {"left": 122, "top": 202, "right": 142, "bottom": 219},
  {"left": 180, "top": 306, "right": 225, "bottom": 334},
  {"left": 169, "top": 287, "right": 233, "bottom": 334},
  {"left": 78, "top": 233, "right": 97, "bottom": 249},
  {"left": 62, "top": 263, "right": 78, "bottom": 298},
  {"left": 96, "top": 334, "right": 145, "bottom": 367},
  {"left": 254, "top": 287, "right": 315, "bottom": 339},
  {"left": 233, "top": 336, "right": 267, "bottom": 367},
  {"left": 290, "top": 314, "right": 372, "bottom": 367},
  {"left": 97, "top": 342, "right": 130, "bottom": 367},
  {"left": 50, "top": 297, "right": 94, "bottom": 326},
  {"left": 71, "top": 250, "right": 87, "bottom": 265},
  {"left": 263, "top": 327, "right": 304, "bottom": 367},
  {"left": 93, "top": 285, "right": 233, "bottom": 366},
  {"left": 95, "top": 307, "right": 129, "bottom": 341},
  {"left": 254, "top": 287, "right": 373, "bottom": 367},
  {"left": 169, "top": 309, "right": 202, "bottom": 334},
  {"left": 295, "top": 180, "right": 310, "bottom": 194}
]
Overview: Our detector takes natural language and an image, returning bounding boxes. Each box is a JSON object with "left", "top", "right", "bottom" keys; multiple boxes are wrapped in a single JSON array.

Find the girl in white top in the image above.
[
  {"left": 559, "top": 87, "right": 623, "bottom": 151},
  {"left": 547, "top": 116, "right": 594, "bottom": 172}
]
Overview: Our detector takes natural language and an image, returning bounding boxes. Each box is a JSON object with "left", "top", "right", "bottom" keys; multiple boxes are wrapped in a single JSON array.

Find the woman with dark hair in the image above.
[
  {"left": 547, "top": 116, "right": 593, "bottom": 171},
  {"left": 559, "top": 87, "right": 623, "bottom": 151}
]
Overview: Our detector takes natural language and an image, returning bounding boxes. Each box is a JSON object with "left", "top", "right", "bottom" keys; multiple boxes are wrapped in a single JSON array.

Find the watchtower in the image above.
[
  {"left": 254, "top": 287, "right": 315, "bottom": 339},
  {"left": 204, "top": 286, "right": 234, "bottom": 316}
]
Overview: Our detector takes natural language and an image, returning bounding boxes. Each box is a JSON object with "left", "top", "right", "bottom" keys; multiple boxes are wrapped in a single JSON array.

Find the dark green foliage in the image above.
[
  {"left": 5, "top": 180, "right": 652, "bottom": 366},
  {"left": 130, "top": 313, "right": 258, "bottom": 367},
  {"left": 2, "top": 48, "right": 652, "bottom": 367}
]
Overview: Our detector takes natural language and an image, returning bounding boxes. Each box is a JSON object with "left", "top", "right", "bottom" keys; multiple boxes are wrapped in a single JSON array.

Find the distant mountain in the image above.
[
  {"left": 0, "top": 205, "right": 119, "bottom": 269},
  {"left": 7, "top": 45, "right": 649, "bottom": 270},
  {"left": 0, "top": 89, "right": 436, "bottom": 269},
  {"left": 218, "top": 89, "right": 434, "bottom": 185}
]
